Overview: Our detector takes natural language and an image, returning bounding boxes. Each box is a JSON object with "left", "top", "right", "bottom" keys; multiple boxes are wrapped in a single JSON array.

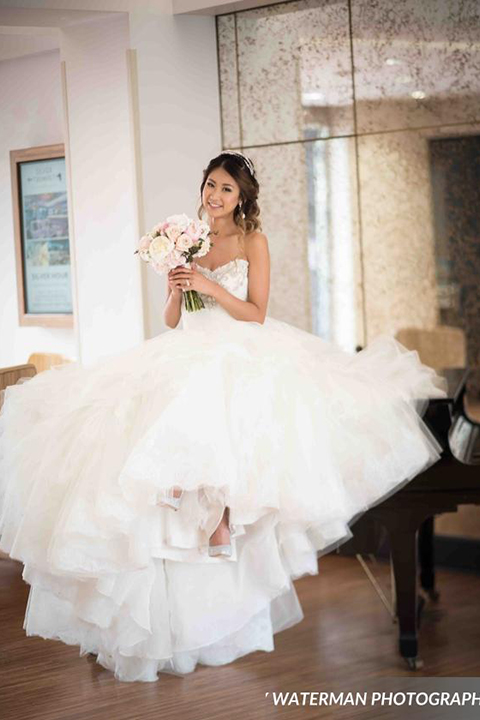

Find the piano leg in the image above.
[
  {"left": 418, "top": 516, "right": 440, "bottom": 602},
  {"left": 388, "top": 522, "right": 424, "bottom": 669},
  {"left": 372, "top": 492, "right": 464, "bottom": 670}
]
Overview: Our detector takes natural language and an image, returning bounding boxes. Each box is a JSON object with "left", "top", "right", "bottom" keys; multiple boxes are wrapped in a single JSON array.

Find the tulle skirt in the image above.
[{"left": 0, "top": 312, "right": 448, "bottom": 681}]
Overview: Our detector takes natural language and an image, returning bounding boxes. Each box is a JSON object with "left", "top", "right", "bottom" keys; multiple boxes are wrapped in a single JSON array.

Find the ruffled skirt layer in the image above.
[{"left": 0, "top": 313, "right": 447, "bottom": 681}]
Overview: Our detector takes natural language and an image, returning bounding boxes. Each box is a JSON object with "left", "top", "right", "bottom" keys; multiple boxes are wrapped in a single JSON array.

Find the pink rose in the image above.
[
  {"left": 186, "top": 221, "right": 201, "bottom": 241},
  {"left": 152, "top": 221, "right": 169, "bottom": 235},
  {"left": 165, "top": 224, "right": 182, "bottom": 242},
  {"left": 139, "top": 234, "right": 151, "bottom": 251}
]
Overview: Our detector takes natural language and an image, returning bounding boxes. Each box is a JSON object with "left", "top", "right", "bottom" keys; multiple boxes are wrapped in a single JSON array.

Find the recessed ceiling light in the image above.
[
  {"left": 385, "top": 58, "right": 402, "bottom": 66},
  {"left": 411, "top": 90, "right": 426, "bottom": 99},
  {"left": 302, "top": 91, "right": 325, "bottom": 106}
]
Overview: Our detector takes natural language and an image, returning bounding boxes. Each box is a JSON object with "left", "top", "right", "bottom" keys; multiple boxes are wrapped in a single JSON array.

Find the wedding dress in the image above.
[{"left": 0, "top": 256, "right": 448, "bottom": 682}]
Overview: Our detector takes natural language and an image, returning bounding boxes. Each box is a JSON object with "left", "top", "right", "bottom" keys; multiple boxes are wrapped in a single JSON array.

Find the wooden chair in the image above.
[
  {"left": 27, "top": 352, "right": 74, "bottom": 374},
  {"left": 394, "top": 326, "right": 466, "bottom": 372},
  {"left": 0, "top": 363, "right": 37, "bottom": 412},
  {"left": 0, "top": 364, "right": 39, "bottom": 559}
]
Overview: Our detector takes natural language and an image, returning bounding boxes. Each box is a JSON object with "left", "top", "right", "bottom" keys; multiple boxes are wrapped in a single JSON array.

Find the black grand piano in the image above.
[{"left": 338, "top": 368, "right": 480, "bottom": 669}]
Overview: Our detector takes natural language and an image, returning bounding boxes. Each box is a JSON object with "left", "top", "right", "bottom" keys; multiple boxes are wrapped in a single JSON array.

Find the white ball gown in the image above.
[{"left": 0, "top": 257, "right": 448, "bottom": 683}]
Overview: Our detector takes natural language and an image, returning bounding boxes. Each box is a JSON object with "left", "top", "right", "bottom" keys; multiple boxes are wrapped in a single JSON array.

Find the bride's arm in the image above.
[
  {"left": 170, "top": 233, "right": 270, "bottom": 324},
  {"left": 210, "top": 232, "right": 270, "bottom": 324},
  {"left": 164, "top": 273, "right": 183, "bottom": 328}
]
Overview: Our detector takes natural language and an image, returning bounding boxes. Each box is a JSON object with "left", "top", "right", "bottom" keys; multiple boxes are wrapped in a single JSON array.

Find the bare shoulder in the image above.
[{"left": 244, "top": 231, "right": 270, "bottom": 261}]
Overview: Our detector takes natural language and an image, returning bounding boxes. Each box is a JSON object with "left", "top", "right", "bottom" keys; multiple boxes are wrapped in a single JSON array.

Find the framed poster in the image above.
[{"left": 10, "top": 144, "right": 74, "bottom": 328}]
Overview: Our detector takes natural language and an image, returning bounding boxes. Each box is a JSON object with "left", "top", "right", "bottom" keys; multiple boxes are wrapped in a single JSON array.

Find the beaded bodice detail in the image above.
[{"left": 181, "top": 258, "right": 249, "bottom": 329}]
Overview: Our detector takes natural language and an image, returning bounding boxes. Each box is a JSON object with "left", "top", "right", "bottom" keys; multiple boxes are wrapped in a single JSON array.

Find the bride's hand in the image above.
[
  {"left": 167, "top": 272, "right": 183, "bottom": 296},
  {"left": 168, "top": 263, "right": 217, "bottom": 297}
]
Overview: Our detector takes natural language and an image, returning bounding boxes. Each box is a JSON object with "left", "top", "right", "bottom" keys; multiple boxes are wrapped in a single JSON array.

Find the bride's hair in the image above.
[{"left": 197, "top": 152, "right": 262, "bottom": 236}]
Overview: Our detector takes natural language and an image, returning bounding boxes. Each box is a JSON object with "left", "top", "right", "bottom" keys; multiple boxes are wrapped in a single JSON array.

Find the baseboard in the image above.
[
  {"left": 358, "top": 531, "right": 480, "bottom": 575},
  {"left": 433, "top": 534, "right": 480, "bottom": 574}
]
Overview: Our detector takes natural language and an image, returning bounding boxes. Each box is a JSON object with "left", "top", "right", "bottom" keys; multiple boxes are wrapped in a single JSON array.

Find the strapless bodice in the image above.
[{"left": 181, "top": 258, "right": 249, "bottom": 330}]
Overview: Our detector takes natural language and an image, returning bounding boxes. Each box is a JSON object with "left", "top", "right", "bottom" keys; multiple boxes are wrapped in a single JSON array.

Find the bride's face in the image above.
[{"left": 203, "top": 167, "right": 241, "bottom": 221}]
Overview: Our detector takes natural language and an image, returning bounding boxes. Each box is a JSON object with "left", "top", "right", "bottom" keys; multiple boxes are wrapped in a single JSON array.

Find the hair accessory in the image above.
[{"left": 221, "top": 150, "right": 256, "bottom": 178}]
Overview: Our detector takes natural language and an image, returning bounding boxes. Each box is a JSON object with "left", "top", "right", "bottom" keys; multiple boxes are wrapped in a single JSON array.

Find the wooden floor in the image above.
[{"left": 1, "top": 553, "right": 479, "bottom": 720}]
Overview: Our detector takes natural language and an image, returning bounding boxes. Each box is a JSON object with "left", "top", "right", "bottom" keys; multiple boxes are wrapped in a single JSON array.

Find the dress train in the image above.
[{"left": 0, "top": 257, "right": 448, "bottom": 681}]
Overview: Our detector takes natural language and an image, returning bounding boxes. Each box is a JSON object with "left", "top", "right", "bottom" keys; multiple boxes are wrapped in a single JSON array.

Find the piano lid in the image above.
[{"left": 448, "top": 369, "right": 480, "bottom": 466}]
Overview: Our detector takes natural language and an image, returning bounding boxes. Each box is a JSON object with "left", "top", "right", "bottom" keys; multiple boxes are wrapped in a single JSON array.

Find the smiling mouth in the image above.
[{"left": 208, "top": 202, "right": 223, "bottom": 208}]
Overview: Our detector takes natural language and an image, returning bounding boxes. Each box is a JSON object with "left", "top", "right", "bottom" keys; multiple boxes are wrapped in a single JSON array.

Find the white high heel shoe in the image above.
[
  {"left": 208, "top": 507, "right": 235, "bottom": 557},
  {"left": 158, "top": 486, "right": 184, "bottom": 511}
]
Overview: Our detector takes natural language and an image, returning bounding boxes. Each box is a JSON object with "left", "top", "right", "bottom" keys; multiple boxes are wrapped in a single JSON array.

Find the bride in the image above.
[{"left": 0, "top": 151, "right": 447, "bottom": 683}]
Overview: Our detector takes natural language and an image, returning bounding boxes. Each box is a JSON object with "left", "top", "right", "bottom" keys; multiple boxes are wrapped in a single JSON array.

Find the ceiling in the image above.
[{"left": 0, "top": 5, "right": 124, "bottom": 61}]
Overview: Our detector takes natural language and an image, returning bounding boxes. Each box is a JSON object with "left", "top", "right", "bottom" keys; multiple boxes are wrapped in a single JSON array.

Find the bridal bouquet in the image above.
[{"left": 134, "top": 213, "right": 213, "bottom": 312}]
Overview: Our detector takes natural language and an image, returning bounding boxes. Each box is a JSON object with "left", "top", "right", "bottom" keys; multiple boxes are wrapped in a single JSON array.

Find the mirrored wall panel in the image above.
[
  {"left": 217, "top": 0, "right": 480, "bottom": 366},
  {"left": 352, "top": 0, "right": 480, "bottom": 134},
  {"left": 246, "top": 136, "right": 362, "bottom": 350},
  {"left": 218, "top": 0, "right": 354, "bottom": 148},
  {"left": 428, "top": 128, "right": 480, "bottom": 373},
  {"left": 358, "top": 129, "right": 440, "bottom": 341},
  {"left": 217, "top": 14, "right": 241, "bottom": 148},
  {"left": 243, "top": 142, "right": 313, "bottom": 332}
]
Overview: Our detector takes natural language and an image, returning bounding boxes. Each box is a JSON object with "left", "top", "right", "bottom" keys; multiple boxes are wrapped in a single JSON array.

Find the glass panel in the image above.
[
  {"left": 236, "top": 0, "right": 354, "bottom": 146},
  {"left": 217, "top": 14, "right": 241, "bottom": 148},
  {"left": 352, "top": 0, "right": 480, "bottom": 133},
  {"left": 216, "top": 0, "right": 480, "bottom": 361},
  {"left": 428, "top": 130, "right": 480, "bottom": 387},
  {"left": 358, "top": 129, "right": 441, "bottom": 341},
  {"left": 246, "top": 137, "right": 362, "bottom": 351}
]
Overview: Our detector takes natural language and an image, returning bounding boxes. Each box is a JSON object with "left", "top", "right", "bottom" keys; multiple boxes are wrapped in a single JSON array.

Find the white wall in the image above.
[
  {"left": 0, "top": 3, "right": 223, "bottom": 365},
  {"left": 129, "top": 9, "right": 222, "bottom": 337},
  {"left": 0, "top": 49, "right": 78, "bottom": 367},
  {"left": 60, "top": 13, "right": 144, "bottom": 363}
]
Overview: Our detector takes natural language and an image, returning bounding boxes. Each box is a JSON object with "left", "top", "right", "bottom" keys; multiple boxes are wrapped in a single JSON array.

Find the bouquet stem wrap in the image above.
[{"left": 183, "top": 263, "right": 205, "bottom": 312}]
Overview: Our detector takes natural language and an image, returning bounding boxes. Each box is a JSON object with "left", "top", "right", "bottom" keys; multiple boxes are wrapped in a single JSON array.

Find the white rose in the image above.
[
  {"left": 196, "top": 235, "right": 211, "bottom": 257},
  {"left": 168, "top": 249, "right": 186, "bottom": 269},
  {"left": 152, "top": 259, "right": 169, "bottom": 275},
  {"left": 176, "top": 233, "right": 194, "bottom": 251},
  {"left": 149, "top": 234, "right": 174, "bottom": 261}
]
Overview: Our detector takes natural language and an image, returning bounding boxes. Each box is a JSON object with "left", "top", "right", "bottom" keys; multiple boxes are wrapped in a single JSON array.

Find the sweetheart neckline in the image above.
[{"left": 196, "top": 258, "right": 249, "bottom": 275}]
